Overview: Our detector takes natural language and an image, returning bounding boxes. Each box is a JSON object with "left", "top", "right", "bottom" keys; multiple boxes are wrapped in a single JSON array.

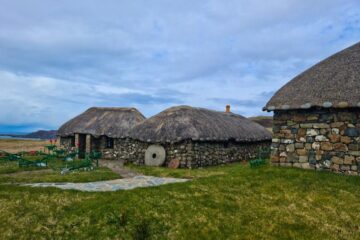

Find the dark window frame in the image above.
[{"left": 106, "top": 137, "right": 114, "bottom": 149}]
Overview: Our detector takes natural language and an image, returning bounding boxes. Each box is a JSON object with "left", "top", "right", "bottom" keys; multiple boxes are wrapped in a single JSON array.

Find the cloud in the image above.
[{"left": 0, "top": 0, "right": 359, "bottom": 132}]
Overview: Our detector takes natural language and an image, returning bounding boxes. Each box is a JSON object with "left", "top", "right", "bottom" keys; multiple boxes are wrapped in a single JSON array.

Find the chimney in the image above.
[{"left": 225, "top": 105, "right": 231, "bottom": 113}]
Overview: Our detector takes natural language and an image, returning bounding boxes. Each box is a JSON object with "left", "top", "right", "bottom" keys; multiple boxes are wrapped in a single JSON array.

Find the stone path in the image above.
[
  {"left": 24, "top": 176, "right": 189, "bottom": 192},
  {"left": 98, "top": 159, "right": 139, "bottom": 178}
]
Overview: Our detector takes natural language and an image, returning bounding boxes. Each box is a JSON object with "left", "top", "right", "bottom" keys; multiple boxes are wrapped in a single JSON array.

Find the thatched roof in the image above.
[
  {"left": 264, "top": 41, "right": 360, "bottom": 111},
  {"left": 58, "top": 107, "right": 146, "bottom": 138},
  {"left": 129, "top": 106, "right": 271, "bottom": 143}
]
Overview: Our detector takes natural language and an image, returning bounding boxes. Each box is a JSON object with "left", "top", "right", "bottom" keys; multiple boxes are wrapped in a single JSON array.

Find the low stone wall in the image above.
[
  {"left": 271, "top": 108, "right": 360, "bottom": 175},
  {"left": 61, "top": 135, "right": 270, "bottom": 168},
  {"left": 100, "top": 138, "right": 148, "bottom": 161},
  {"left": 99, "top": 138, "right": 270, "bottom": 168}
]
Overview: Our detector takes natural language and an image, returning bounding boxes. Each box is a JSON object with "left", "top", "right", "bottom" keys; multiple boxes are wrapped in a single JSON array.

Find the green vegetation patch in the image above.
[{"left": 0, "top": 162, "right": 359, "bottom": 239}]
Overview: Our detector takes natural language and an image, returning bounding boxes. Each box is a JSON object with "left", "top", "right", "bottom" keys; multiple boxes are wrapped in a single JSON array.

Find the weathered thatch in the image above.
[
  {"left": 129, "top": 106, "right": 272, "bottom": 143},
  {"left": 264, "top": 41, "right": 360, "bottom": 111},
  {"left": 58, "top": 107, "right": 146, "bottom": 138}
]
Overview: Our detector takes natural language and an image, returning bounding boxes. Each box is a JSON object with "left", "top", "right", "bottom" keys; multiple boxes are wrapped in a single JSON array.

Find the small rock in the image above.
[
  {"left": 300, "top": 123, "right": 314, "bottom": 129},
  {"left": 340, "top": 136, "right": 352, "bottom": 144},
  {"left": 331, "top": 156, "right": 343, "bottom": 165},
  {"left": 331, "top": 163, "right": 339, "bottom": 171},
  {"left": 345, "top": 128, "right": 359, "bottom": 137},
  {"left": 306, "top": 129, "right": 319, "bottom": 136},
  {"left": 315, "top": 135, "right": 328, "bottom": 142},
  {"left": 329, "top": 134, "right": 340, "bottom": 143},
  {"left": 280, "top": 152, "right": 287, "bottom": 157},
  {"left": 305, "top": 143, "right": 312, "bottom": 150},
  {"left": 344, "top": 156, "right": 354, "bottom": 165},
  {"left": 333, "top": 143, "right": 348, "bottom": 152},
  {"left": 331, "top": 128, "right": 340, "bottom": 134},
  {"left": 286, "top": 144, "right": 295, "bottom": 152},
  {"left": 168, "top": 159, "right": 180, "bottom": 169},
  {"left": 331, "top": 122, "right": 345, "bottom": 128},
  {"left": 295, "top": 143, "right": 304, "bottom": 149},
  {"left": 321, "top": 142, "right": 333, "bottom": 151},
  {"left": 299, "top": 156, "right": 308, "bottom": 163},
  {"left": 301, "top": 163, "right": 312, "bottom": 169},
  {"left": 348, "top": 144, "right": 359, "bottom": 151},
  {"left": 307, "top": 115, "right": 319, "bottom": 121},
  {"left": 296, "top": 149, "right": 307, "bottom": 156},
  {"left": 312, "top": 142, "right": 321, "bottom": 150},
  {"left": 313, "top": 123, "right": 330, "bottom": 129}
]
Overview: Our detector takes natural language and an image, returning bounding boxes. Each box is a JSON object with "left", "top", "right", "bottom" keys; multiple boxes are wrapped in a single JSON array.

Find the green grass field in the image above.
[{"left": 0, "top": 160, "right": 359, "bottom": 240}]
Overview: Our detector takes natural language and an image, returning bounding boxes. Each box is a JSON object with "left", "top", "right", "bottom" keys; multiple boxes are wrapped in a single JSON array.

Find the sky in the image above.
[{"left": 0, "top": 0, "right": 359, "bottom": 133}]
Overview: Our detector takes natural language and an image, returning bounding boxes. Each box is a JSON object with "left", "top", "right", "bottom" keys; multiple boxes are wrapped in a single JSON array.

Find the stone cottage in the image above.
[
  {"left": 124, "top": 105, "right": 271, "bottom": 168},
  {"left": 264, "top": 42, "right": 360, "bottom": 175},
  {"left": 57, "top": 107, "right": 146, "bottom": 158}
]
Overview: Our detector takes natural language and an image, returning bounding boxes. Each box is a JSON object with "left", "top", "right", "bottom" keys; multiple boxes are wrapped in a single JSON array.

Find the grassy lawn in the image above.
[
  {"left": 0, "top": 161, "right": 359, "bottom": 239},
  {"left": 0, "top": 157, "right": 120, "bottom": 183}
]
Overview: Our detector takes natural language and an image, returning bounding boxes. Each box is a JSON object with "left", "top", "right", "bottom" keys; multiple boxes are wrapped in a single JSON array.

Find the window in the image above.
[{"left": 106, "top": 137, "right": 114, "bottom": 149}]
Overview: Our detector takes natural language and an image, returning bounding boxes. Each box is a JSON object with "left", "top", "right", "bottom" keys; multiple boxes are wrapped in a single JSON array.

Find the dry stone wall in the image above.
[
  {"left": 99, "top": 138, "right": 270, "bottom": 168},
  {"left": 271, "top": 108, "right": 360, "bottom": 175},
  {"left": 59, "top": 137, "right": 74, "bottom": 149}
]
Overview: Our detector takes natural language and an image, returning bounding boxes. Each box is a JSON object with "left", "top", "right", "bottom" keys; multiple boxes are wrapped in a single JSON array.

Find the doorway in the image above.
[{"left": 78, "top": 134, "right": 86, "bottom": 158}]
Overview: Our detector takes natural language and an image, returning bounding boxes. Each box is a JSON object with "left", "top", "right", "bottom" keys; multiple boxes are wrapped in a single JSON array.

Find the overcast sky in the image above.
[{"left": 0, "top": 0, "right": 359, "bottom": 132}]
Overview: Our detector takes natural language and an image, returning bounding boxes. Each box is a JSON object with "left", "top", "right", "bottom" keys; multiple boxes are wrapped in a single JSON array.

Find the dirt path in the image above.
[{"left": 99, "top": 160, "right": 139, "bottom": 178}]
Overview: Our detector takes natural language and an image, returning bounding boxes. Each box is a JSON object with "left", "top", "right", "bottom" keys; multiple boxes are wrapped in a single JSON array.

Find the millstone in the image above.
[{"left": 145, "top": 145, "right": 166, "bottom": 166}]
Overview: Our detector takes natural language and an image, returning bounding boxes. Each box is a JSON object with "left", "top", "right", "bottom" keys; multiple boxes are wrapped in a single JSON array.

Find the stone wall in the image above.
[
  {"left": 60, "top": 136, "right": 74, "bottom": 149},
  {"left": 99, "top": 138, "right": 270, "bottom": 168},
  {"left": 271, "top": 108, "right": 360, "bottom": 175}
]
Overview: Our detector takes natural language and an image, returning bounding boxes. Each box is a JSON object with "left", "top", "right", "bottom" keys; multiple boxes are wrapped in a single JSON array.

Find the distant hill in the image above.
[
  {"left": 249, "top": 116, "right": 273, "bottom": 129},
  {"left": 0, "top": 130, "right": 58, "bottom": 139},
  {"left": 23, "top": 130, "right": 58, "bottom": 139}
]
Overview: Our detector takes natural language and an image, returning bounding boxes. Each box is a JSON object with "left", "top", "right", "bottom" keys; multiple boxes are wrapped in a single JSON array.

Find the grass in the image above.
[
  {"left": 0, "top": 155, "right": 119, "bottom": 183},
  {"left": 0, "top": 160, "right": 359, "bottom": 239}
]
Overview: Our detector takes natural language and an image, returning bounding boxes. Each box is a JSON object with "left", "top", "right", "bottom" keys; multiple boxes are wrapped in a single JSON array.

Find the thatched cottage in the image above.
[
  {"left": 264, "top": 42, "right": 360, "bottom": 175},
  {"left": 124, "top": 105, "right": 272, "bottom": 168},
  {"left": 57, "top": 107, "right": 146, "bottom": 158}
]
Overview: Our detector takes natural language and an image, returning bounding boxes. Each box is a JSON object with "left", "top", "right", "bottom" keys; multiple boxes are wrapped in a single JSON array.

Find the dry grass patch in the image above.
[{"left": 0, "top": 139, "right": 51, "bottom": 153}]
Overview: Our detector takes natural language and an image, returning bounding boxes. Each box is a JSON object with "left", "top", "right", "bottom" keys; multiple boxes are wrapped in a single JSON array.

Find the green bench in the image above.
[
  {"left": 249, "top": 147, "right": 271, "bottom": 168},
  {"left": 60, "top": 151, "right": 102, "bottom": 174},
  {"left": 18, "top": 157, "right": 48, "bottom": 168},
  {"left": 54, "top": 149, "right": 66, "bottom": 158},
  {"left": 89, "top": 151, "right": 102, "bottom": 167},
  {"left": 61, "top": 155, "right": 94, "bottom": 174},
  {"left": 63, "top": 150, "right": 79, "bottom": 161},
  {"left": 0, "top": 151, "right": 21, "bottom": 162}
]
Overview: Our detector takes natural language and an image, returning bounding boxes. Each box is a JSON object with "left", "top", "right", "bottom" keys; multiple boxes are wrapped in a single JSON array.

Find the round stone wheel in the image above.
[{"left": 145, "top": 145, "right": 166, "bottom": 166}]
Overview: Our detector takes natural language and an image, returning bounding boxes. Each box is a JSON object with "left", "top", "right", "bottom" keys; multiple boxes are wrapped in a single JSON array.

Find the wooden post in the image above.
[
  {"left": 75, "top": 134, "right": 79, "bottom": 147},
  {"left": 86, "top": 134, "right": 91, "bottom": 153}
]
